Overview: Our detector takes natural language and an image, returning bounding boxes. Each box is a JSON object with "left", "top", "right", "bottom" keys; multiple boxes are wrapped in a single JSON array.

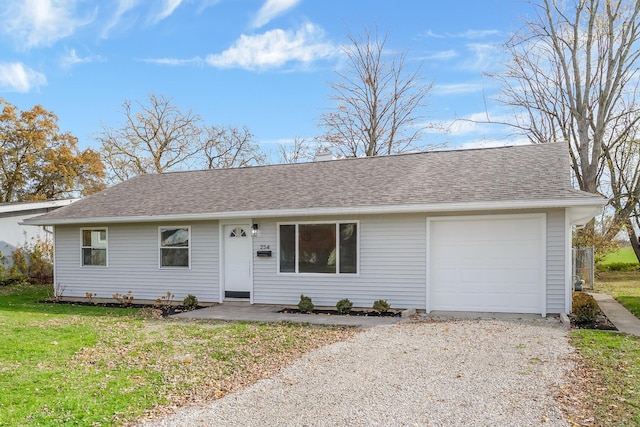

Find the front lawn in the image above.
[
  {"left": 565, "top": 271, "right": 640, "bottom": 426},
  {"left": 600, "top": 247, "right": 639, "bottom": 265},
  {"left": 0, "top": 283, "right": 355, "bottom": 426},
  {"left": 595, "top": 271, "right": 640, "bottom": 318},
  {"left": 570, "top": 330, "right": 640, "bottom": 426}
]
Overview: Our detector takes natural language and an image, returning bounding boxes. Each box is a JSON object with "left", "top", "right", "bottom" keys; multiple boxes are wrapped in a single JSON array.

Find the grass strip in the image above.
[{"left": 0, "top": 284, "right": 355, "bottom": 426}]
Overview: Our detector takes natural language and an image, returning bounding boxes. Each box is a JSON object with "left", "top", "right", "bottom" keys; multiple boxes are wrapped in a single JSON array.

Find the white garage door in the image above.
[{"left": 428, "top": 215, "right": 545, "bottom": 314}]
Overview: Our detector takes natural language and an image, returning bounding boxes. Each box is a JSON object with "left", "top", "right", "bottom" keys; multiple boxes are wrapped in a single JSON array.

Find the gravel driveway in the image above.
[{"left": 139, "top": 318, "right": 573, "bottom": 426}]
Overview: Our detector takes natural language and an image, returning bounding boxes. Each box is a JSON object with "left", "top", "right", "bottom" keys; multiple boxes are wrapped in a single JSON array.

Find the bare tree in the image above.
[
  {"left": 97, "top": 94, "right": 265, "bottom": 183},
  {"left": 489, "top": 0, "right": 640, "bottom": 255},
  {"left": 320, "top": 27, "right": 433, "bottom": 157},
  {"left": 201, "top": 125, "right": 265, "bottom": 169},
  {"left": 604, "top": 134, "right": 640, "bottom": 261},
  {"left": 275, "top": 137, "right": 314, "bottom": 164},
  {"left": 97, "top": 94, "right": 205, "bottom": 183}
]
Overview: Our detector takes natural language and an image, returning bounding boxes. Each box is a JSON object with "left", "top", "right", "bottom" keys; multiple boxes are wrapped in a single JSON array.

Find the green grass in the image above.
[
  {"left": 0, "top": 283, "right": 354, "bottom": 426},
  {"left": 600, "top": 247, "right": 639, "bottom": 265},
  {"left": 571, "top": 330, "right": 640, "bottom": 426},
  {"left": 595, "top": 271, "right": 640, "bottom": 318}
]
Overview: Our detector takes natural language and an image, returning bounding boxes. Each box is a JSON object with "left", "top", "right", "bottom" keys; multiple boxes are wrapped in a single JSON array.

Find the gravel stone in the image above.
[{"left": 138, "top": 318, "right": 573, "bottom": 427}]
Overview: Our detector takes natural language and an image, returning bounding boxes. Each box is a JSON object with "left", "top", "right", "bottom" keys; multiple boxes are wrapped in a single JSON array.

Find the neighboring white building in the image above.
[
  {"left": 0, "top": 200, "right": 78, "bottom": 267},
  {"left": 27, "top": 144, "right": 605, "bottom": 315}
]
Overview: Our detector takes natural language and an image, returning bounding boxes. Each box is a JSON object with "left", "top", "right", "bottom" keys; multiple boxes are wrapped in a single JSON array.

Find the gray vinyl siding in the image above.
[
  {"left": 54, "top": 221, "right": 219, "bottom": 302},
  {"left": 52, "top": 209, "right": 569, "bottom": 313},
  {"left": 252, "top": 214, "right": 427, "bottom": 309},
  {"left": 251, "top": 210, "right": 568, "bottom": 312},
  {"left": 545, "top": 209, "right": 566, "bottom": 313}
]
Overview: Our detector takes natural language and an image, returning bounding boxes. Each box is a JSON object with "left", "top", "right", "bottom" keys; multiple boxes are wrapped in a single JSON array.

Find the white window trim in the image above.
[
  {"left": 277, "top": 220, "right": 360, "bottom": 276},
  {"left": 158, "top": 225, "right": 192, "bottom": 269},
  {"left": 80, "top": 227, "right": 108, "bottom": 267}
]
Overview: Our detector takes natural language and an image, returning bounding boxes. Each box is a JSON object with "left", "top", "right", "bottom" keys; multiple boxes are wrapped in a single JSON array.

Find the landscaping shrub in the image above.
[
  {"left": 372, "top": 299, "right": 390, "bottom": 314},
  {"left": 298, "top": 294, "right": 314, "bottom": 313},
  {"left": 0, "top": 275, "right": 29, "bottom": 287},
  {"left": 113, "top": 291, "right": 135, "bottom": 307},
  {"left": 154, "top": 291, "right": 175, "bottom": 308},
  {"left": 597, "top": 261, "right": 640, "bottom": 272},
  {"left": 2, "top": 240, "right": 54, "bottom": 285},
  {"left": 336, "top": 298, "right": 353, "bottom": 315},
  {"left": 27, "top": 240, "right": 53, "bottom": 284},
  {"left": 572, "top": 291, "right": 599, "bottom": 324},
  {"left": 10, "top": 248, "right": 28, "bottom": 278},
  {"left": 183, "top": 294, "right": 199, "bottom": 311}
]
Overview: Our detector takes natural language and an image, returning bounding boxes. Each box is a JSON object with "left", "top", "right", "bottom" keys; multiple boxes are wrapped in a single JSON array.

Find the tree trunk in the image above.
[{"left": 626, "top": 219, "right": 640, "bottom": 263}]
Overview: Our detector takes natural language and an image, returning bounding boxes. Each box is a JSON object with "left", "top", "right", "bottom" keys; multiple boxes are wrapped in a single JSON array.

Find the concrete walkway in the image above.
[
  {"left": 172, "top": 302, "right": 404, "bottom": 327},
  {"left": 590, "top": 293, "right": 640, "bottom": 336}
]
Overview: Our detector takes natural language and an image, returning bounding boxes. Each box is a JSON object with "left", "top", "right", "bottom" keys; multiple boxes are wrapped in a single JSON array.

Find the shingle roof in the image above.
[{"left": 30, "top": 143, "right": 605, "bottom": 224}]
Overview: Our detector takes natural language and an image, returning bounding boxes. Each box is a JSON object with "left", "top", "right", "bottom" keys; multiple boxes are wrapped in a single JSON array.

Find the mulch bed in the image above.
[
  {"left": 570, "top": 310, "right": 618, "bottom": 331},
  {"left": 40, "top": 299, "right": 204, "bottom": 317},
  {"left": 278, "top": 308, "right": 401, "bottom": 317}
]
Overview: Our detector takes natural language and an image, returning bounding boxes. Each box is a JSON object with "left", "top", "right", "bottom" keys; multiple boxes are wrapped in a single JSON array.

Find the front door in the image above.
[{"left": 224, "top": 224, "right": 251, "bottom": 299}]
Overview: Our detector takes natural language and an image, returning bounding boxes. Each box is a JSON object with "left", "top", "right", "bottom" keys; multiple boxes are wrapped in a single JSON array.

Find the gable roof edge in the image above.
[{"left": 25, "top": 196, "right": 606, "bottom": 226}]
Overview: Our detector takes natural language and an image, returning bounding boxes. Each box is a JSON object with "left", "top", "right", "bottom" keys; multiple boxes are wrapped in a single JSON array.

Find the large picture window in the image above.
[
  {"left": 159, "top": 227, "right": 190, "bottom": 268},
  {"left": 279, "top": 222, "right": 358, "bottom": 274},
  {"left": 81, "top": 228, "right": 107, "bottom": 266}
]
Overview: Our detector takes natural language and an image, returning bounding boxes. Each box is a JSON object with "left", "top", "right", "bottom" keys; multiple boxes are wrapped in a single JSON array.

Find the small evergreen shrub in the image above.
[
  {"left": 372, "top": 299, "right": 390, "bottom": 314},
  {"left": 336, "top": 298, "right": 353, "bottom": 315},
  {"left": 298, "top": 294, "right": 314, "bottom": 313},
  {"left": 572, "top": 291, "right": 599, "bottom": 324},
  {"left": 183, "top": 294, "right": 199, "bottom": 311}
]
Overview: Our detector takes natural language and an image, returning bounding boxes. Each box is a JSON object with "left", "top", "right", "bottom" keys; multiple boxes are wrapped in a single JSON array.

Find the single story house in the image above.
[
  {"left": 27, "top": 143, "right": 605, "bottom": 315},
  {"left": 0, "top": 199, "right": 78, "bottom": 267}
]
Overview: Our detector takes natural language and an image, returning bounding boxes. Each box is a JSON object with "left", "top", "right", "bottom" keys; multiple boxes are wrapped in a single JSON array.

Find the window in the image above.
[
  {"left": 159, "top": 227, "right": 190, "bottom": 267},
  {"left": 279, "top": 222, "right": 358, "bottom": 274},
  {"left": 81, "top": 228, "right": 107, "bottom": 266}
]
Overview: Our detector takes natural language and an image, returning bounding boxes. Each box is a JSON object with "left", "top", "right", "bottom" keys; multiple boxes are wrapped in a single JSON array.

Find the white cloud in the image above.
[
  {"left": 151, "top": 0, "right": 184, "bottom": 24},
  {"left": 196, "top": 0, "right": 221, "bottom": 13},
  {"left": 141, "top": 57, "right": 203, "bottom": 66},
  {"left": 60, "top": 49, "right": 105, "bottom": 68},
  {"left": 455, "top": 137, "right": 530, "bottom": 150},
  {"left": 423, "top": 29, "right": 500, "bottom": 40},
  {"left": 419, "top": 50, "right": 458, "bottom": 61},
  {"left": 460, "top": 42, "right": 500, "bottom": 72},
  {"left": 422, "top": 29, "right": 445, "bottom": 39},
  {"left": 423, "top": 111, "right": 514, "bottom": 138},
  {"left": 101, "top": 0, "right": 139, "bottom": 39},
  {"left": 433, "top": 82, "right": 484, "bottom": 95},
  {"left": 456, "top": 29, "right": 500, "bottom": 39},
  {"left": 252, "top": 0, "right": 301, "bottom": 29},
  {"left": 0, "top": 62, "right": 46, "bottom": 92},
  {"left": 206, "top": 23, "right": 337, "bottom": 70},
  {"left": 1, "top": 0, "right": 94, "bottom": 49}
]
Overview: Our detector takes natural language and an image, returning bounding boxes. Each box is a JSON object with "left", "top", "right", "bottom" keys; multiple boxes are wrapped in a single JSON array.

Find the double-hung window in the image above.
[
  {"left": 279, "top": 222, "right": 358, "bottom": 274},
  {"left": 159, "top": 227, "right": 190, "bottom": 268},
  {"left": 81, "top": 228, "right": 107, "bottom": 266}
]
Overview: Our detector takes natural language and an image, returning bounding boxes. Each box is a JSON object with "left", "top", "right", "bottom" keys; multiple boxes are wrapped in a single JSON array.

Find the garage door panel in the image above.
[{"left": 429, "top": 216, "right": 545, "bottom": 314}]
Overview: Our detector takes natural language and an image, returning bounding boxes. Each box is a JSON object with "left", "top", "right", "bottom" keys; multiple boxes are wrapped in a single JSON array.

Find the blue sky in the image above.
[{"left": 0, "top": 0, "right": 532, "bottom": 155}]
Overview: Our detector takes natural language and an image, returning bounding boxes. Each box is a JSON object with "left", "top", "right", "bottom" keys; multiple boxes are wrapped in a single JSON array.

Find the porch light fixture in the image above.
[{"left": 251, "top": 223, "right": 259, "bottom": 237}]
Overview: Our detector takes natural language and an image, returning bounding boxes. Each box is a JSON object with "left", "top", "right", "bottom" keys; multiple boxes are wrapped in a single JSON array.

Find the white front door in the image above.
[{"left": 224, "top": 224, "right": 252, "bottom": 298}]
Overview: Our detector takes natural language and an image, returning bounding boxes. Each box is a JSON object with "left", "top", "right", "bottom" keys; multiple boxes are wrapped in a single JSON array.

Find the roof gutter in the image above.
[
  {"left": 0, "top": 198, "right": 79, "bottom": 214},
  {"left": 24, "top": 197, "right": 607, "bottom": 226}
]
